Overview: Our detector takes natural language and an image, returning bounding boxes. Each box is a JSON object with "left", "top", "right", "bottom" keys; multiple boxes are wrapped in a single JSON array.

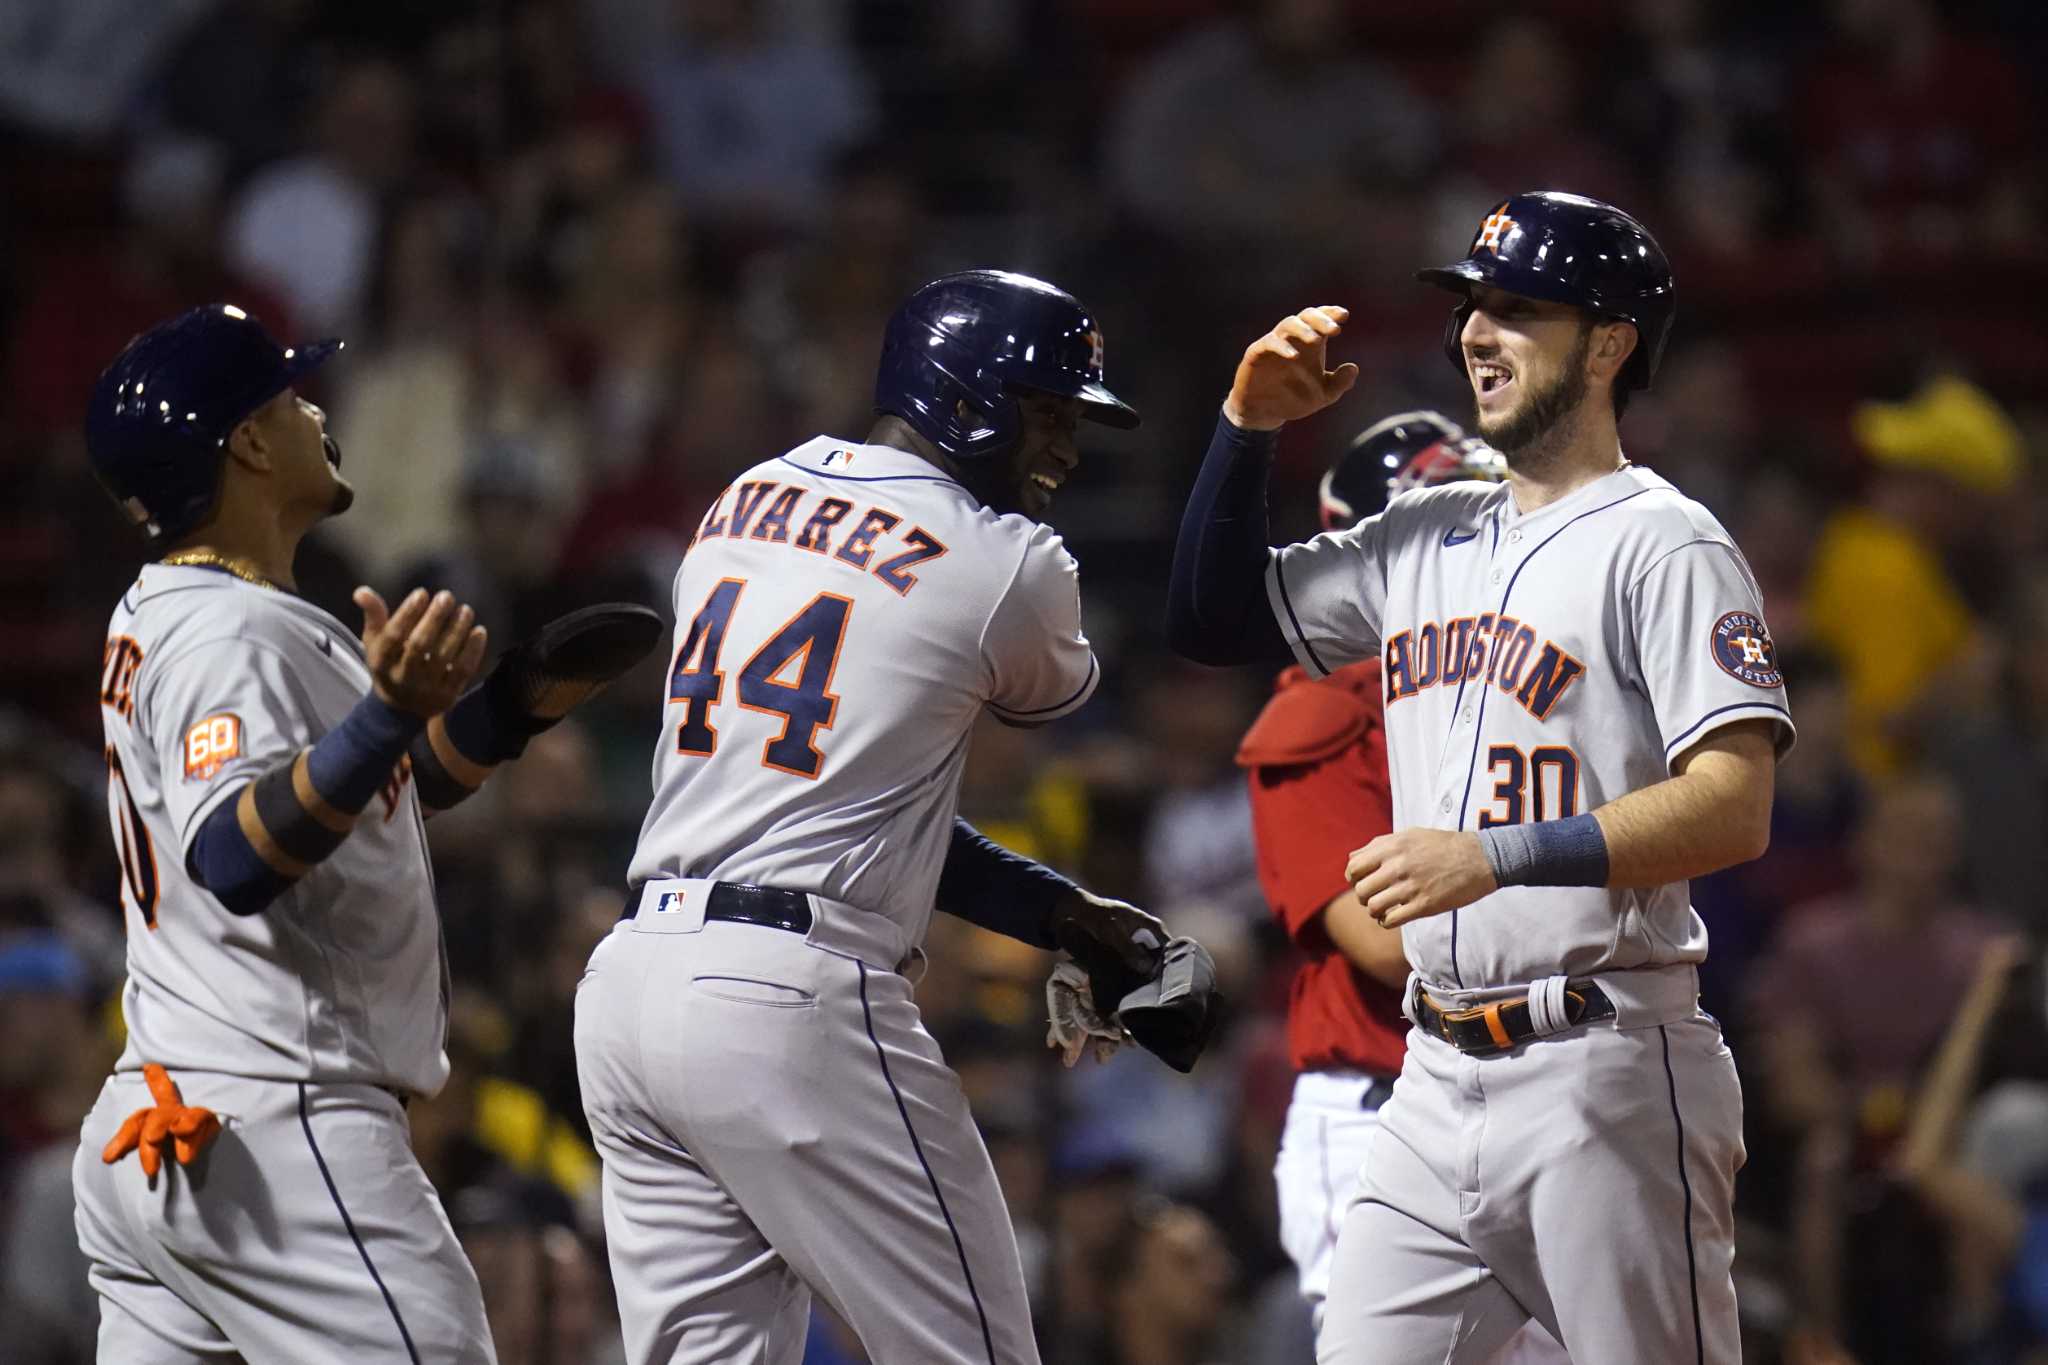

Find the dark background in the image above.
[{"left": 3, "top": 1, "right": 2046, "bottom": 1361}]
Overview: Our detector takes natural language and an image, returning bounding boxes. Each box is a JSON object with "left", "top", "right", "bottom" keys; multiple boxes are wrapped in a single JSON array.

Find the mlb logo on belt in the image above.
[{"left": 655, "top": 890, "right": 688, "bottom": 914}]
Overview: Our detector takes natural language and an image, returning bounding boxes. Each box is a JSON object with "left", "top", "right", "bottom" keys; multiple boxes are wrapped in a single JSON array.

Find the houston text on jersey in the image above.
[{"left": 1381, "top": 612, "right": 1586, "bottom": 721}]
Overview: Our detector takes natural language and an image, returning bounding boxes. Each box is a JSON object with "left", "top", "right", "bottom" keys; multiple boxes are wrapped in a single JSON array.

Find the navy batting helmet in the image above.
[
  {"left": 1417, "top": 191, "right": 1675, "bottom": 394},
  {"left": 1320, "top": 410, "right": 1508, "bottom": 529},
  {"left": 874, "top": 270, "right": 1139, "bottom": 463},
  {"left": 86, "top": 304, "right": 343, "bottom": 552}
]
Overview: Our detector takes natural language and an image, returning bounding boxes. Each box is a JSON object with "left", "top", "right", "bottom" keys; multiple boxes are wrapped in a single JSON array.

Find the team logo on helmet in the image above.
[
  {"left": 1083, "top": 326, "right": 1105, "bottom": 374},
  {"left": 1710, "top": 611, "right": 1783, "bottom": 689},
  {"left": 1475, "top": 207, "right": 1517, "bottom": 255}
]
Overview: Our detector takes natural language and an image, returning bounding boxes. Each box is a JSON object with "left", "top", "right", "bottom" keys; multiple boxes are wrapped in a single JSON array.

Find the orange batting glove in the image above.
[{"left": 102, "top": 1063, "right": 222, "bottom": 1179}]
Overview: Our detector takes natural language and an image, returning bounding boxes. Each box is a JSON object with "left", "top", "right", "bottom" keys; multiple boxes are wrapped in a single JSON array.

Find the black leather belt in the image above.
[
  {"left": 622, "top": 882, "right": 814, "bottom": 934},
  {"left": 1413, "top": 981, "right": 1615, "bottom": 1056}
]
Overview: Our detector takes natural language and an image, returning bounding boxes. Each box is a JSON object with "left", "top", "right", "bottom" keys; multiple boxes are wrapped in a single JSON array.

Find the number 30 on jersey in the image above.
[
  {"left": 1476, "top": 744, "right": 1580, "bottom": 828},
  {"left": 666, "top": 578, "right": 851, "bottom": 779}
]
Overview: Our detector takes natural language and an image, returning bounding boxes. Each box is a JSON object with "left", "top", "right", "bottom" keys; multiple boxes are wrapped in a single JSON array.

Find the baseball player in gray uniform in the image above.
[
  {"left": 1169, "top": 193, "right": 1794, "bottom": 1364},
  {"left": 73, "top": 304, "right": 659, "bottom": 1364},
  {"left": 574, "top": 271, "right": 1201, "bottom": 1365}
]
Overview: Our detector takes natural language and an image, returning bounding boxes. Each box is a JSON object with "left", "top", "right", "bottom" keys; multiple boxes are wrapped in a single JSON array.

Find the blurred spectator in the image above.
[
  {"left": 1805, "top": 374, "right": 2024, "bottom": 778},
  {"left": 0, "top": 735, "right": 122, "bottom": 990},
  {"left": 225, "top": 54, "right": 417, "bottom": 335},
  {"left": 1693, "top": 648, "right": 1861, "bottom": 1029},
  {"left": 449, "top": 1182, "right": 611, "bottom": 1365},
  {"left": 1887, "top": 938, "right": 2047, "bottom": 1360},
  {"left": 1044, "top": 1130, "right": 1144, "bottom": 1360},
  {"left": 1598, "top": 0, "right": 1786, "bottom": 190},
  {"left": 1798, "top": 0, "right": 2037, "bottom": 270},
  {"left": 556, "top": 323, "right": 768, "bottom": 589},
  {"left": 1133, "top": 659, "right": 1261, "bottom": 920},
  {"left": 433, "top": 722, "right": 609, "bottom": 990},
  {"left": 1427, "top": 17, "right": 1639, "bottom": 260},
  {"left": 155, "top": 0, "right": 319, "bottom": 179},
  {"left": 628, "top": 0, "right": 878, "bottom": 244},
  {"left": 0, "top": 932, "right": 112, "bottom": 1364},
  {"left": 5, "top": 135, "right": 296, "bottom": 445},
  {"left": 1748, "top": 775, "right": 2007, "bottom": 1355},
  {"left": 1923, "top": 570, "right": 2048, "bottom": 934},
  {"left": 408, "top": 989, "right": 596, "bottom": 1228},
  {"left": 1106, "top": 0, "right": 1436, "bottom": 287},
  {"left": 397, "top": 433, "right": 580, "bottom": 649},
  {"left": 1, "top": 1139, "right": 97, "bottom": 1365},
  {"left": 556, "top": 179, "right": 691, "bottom": 479},
  {"left": 958, "top": 712, "right": 1091, "bottom": 872},
  {"left": 742, "top": 147, "right": 938, "bottom": 440},
  {"left": 1081, "top": 1198, "right": 1236, "bottom": 1365},
  {"left": 0, "top": 0, "right": 213, "bottom": 143},
  {"left": 323, "top": 193, "right": 483, "bottom": 582},
  {"left": 1626, "top": 336, "right": 1763, "bottom": 519}
]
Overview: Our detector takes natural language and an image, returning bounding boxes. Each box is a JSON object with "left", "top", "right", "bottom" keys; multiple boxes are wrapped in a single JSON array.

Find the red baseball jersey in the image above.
[{"left": 1236, "top": 660, "right": 1409, "bottom": 1077}]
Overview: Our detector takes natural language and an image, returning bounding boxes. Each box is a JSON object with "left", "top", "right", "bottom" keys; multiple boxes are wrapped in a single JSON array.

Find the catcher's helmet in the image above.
[
  {"left": 1320, "top": 410, "right": 1508, "bottom": 529},
  {"left": 873, "top": 270, "right": 1139, "bottom": 463},
  {"left": 1418, "top": 190, "right": 1675, "bottom": 393},
  {"left": 86, "top": 304, "right": 343, "bottom": 552}
]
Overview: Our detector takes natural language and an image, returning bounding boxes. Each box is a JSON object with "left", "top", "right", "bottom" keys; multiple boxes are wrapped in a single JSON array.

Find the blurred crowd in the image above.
[{"left": 2, "top": 0, "right": 2046, "bottom": 1362}]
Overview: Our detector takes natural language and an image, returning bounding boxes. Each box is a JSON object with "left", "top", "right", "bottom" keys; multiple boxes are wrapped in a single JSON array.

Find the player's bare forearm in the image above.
[
  {"left": 1591, "top": 719, "right": 1776, "bottom": 889},
  {"left": 1350, "top": 720, "right": 1776, "bottom": 928},
  {"left": 1320, "top": 891, "right": 1410, "bottom": 989}
]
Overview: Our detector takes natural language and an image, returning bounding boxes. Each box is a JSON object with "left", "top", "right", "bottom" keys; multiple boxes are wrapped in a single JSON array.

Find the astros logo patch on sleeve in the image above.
[
  {"left": 1710, "top": 611, "right": 1783, "bottom": 688},
  {"left": 183, "top": 714, "right": 243, "bottom": 779}
]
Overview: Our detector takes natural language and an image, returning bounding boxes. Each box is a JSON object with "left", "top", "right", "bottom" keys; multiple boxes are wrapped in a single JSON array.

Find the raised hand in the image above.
[
  {"left": 1222, "top": 305, "right": 1361, "bottom": 432},
  {"left": 354, "top": 587, "right": 488, "bottom": 717}
]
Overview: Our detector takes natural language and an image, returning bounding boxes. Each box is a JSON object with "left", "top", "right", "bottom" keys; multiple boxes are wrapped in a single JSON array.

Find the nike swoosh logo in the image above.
[{"left": 1442, "top": 528, "right": 1479, "bottom": 546}]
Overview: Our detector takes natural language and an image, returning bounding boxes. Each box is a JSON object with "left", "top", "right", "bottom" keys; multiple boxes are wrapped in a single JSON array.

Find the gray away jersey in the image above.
[
  {"left": 628, "top": 437, "right": 1098, "bottom": 943},
  {"left": 99, "top": 566, "right": 449, "bottom": 1096},
  {"left": 1267, "top": 465, "right": 1795, "bottom": 990}
]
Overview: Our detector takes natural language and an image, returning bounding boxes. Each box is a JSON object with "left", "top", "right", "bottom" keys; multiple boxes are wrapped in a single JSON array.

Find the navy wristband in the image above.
[
  {"left": 304, "top": 694, "right": 424, "bottom": 814},
  {"left": 1478, "top": 813, "right": 1610, "bottom": 888}
]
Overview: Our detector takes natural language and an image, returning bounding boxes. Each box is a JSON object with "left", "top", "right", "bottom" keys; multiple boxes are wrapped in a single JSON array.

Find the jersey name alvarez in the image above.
[
  {"left": 631, "top": 435, "right": 1098, "bottom": 931},
  {"left": 691, "top": 461, "right": 950, "bottom": 597}
]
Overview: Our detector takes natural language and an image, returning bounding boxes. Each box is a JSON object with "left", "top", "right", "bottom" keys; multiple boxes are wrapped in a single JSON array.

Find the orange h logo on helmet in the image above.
[{"left": 1475, "top": 209, "right": 1517, "bottom": 254}]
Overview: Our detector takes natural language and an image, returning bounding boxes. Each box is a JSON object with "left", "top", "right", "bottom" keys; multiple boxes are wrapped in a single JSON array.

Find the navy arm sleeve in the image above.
[
  {"left": 188, "top": 694, "right": 422, "bottom": 914},
  {"left": 1167, "top": 413, "right": 1292, "bottom": 666},
  {"left": 933, "top": 818, "right": 1079, "bottom": 950}
]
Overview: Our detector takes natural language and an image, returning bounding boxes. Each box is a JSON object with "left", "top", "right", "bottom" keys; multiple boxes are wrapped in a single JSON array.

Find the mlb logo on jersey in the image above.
[
  {"left": 820, "top": 449, "right": 857, "bottom": 470},
  {"left": 1710, "top": 611, "right": 1783, "bottom": 689}
]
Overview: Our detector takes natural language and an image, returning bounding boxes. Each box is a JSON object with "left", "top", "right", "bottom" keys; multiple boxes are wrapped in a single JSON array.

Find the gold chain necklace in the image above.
[{"left": 159, "top": 552, "right": 283, "bottom": 592}]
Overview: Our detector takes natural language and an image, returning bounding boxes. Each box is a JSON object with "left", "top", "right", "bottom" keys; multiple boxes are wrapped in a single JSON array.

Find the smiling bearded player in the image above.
[{"left": 1167, "top": 192, "right": 1794, "bottom": 1364}]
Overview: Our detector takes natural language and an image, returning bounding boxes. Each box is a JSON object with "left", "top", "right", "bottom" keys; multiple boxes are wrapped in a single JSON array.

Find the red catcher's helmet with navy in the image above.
[
  {"left": 86, "top": 304, "right": 343, "bottom": 552},
  {"left": 1418, "top": 190, "right": 1676, "bottom": 394},
  {"left": 1319, "top": 410, "right": 1508, "bottom": 529}
]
